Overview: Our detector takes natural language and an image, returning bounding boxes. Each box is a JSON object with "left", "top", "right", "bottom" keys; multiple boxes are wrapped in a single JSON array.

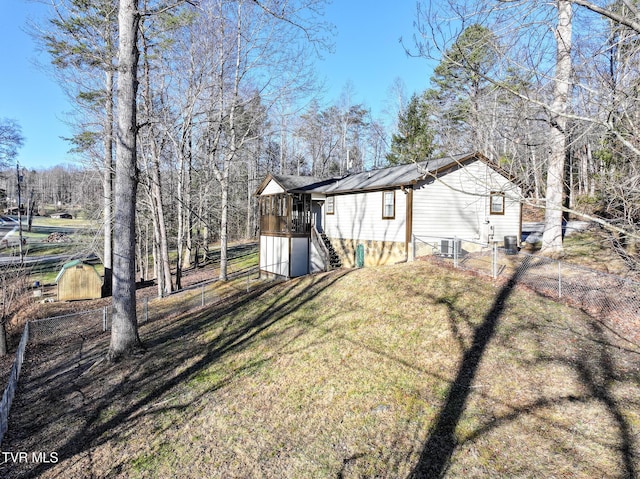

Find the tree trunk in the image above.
[
  {"left": 246, "top": 154, "right": 255, "bottom": 239},
  {"left": 135, "top": 218, "right": 145, "bottom": 282},
  {"left": 176, "top": 126, "right": 193, "bottom": 289},
  {"left": 541, "top": 0, "right": 572, "bottom": 255},
  {"left": 176, "top": 150, "right": 185, "bottom": 290},
  {"left": 148, "top": 186, "right": 163, "bottom": 297},
  {"left": 140, "top": 24, "right": 172, "bottom": 298},
  {"left": 184, "top": 155, "right": 193, "bottom": 268},
  {"left": 151, "top": 158, "right": 173, "bottom": 296},
  {"left": 219, "top": 173, "right": 229, "bottom": 281},
  {"left": 0, "top": 320, "right": 7, "bottom": 357},
  {"left": 103, "top": 67, "right": 114, "bottom": 297},
  {"left": 109, "top": 0, "right": 143, "bottom": 360}
]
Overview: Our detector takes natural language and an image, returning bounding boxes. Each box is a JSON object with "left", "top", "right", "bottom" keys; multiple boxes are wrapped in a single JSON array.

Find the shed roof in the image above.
[{"left": 55, "top": 259, "right": 101, "bottom": 284}]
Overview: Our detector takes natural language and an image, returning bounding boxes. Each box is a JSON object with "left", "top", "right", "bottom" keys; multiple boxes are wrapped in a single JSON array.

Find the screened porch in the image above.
[{"left": 259, "top": 192, "right": 312, "bottom": 236}]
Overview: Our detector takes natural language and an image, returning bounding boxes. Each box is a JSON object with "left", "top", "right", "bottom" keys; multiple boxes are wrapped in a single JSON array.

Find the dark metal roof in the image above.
[
  {"left": 269, "top": 174, "right": 327, "bottom": 191},
  {"left": 254, "top": 173, "right": 331, "bottom": 195},
  {"left": 257, "top": 153, "right": 492, "bottom": 195},
  {"left": 307, "top": 153, "right": 477, "bottom": 194}
]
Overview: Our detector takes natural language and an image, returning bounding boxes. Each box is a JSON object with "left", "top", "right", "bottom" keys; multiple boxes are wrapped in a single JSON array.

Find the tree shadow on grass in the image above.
[
  {"left": 407, "top": 264, "right": 639, "bottom": 479},
  {"left": 557, "top": 319, "right": 637, "bottom": 479},
  {"left": 407, "top": 267, "right": 523, "bottom": 478},
  {"left": 1, "top": 269, "right": 352, "bottom": 479}
]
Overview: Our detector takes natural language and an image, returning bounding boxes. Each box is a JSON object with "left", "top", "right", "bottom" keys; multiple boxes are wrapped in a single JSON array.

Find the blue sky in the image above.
[
  {"left": 317, "top": 1, "right": 433, "bottom": 115},
  {"left": 0, "top": 1, "right": 434, "bottom": 170},
  {"left": 1, "top": 1, "right": 73, "bottom": 170}
]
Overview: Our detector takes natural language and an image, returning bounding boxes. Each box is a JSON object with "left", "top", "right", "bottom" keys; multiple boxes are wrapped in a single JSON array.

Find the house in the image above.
[
  {"left": 56, "top": 259, "right": 103, "bottom": 301},
  {"left": 4, "top": 206, "right": 26, "bottom": 216},
  {"left": 51, "top": 213, "right": 73, "bottom": 219},
  {"left": 255, "top": 152, "right": 522, "bottom": 278}
]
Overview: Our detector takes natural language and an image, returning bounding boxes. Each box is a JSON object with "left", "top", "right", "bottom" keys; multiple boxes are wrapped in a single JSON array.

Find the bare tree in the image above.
[
  {"left": 541, "top": 0, "right": 573, "bottom": 254},
  {"left": 36, "top": 0, "right": 118, "bottom": 294},
  {"left": 0, "top": 119, "right": 24, "bottom": 168},
  {"left": 414, "top": 0, "right": 640, "bottom": 258},
  {"left": 190, "top": 0, "right": 329, "bottom": 280},
  {"left": 139, "top": 17, "right": 173, "bottom": 297},
  {"left": 108, "top": 0, "right": 143, "bottom": 360}
]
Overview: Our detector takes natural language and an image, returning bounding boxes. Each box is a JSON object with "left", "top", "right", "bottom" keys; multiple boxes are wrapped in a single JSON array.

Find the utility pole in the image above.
[{"left": 16, "top": 164, "right": 24, "bottom": 264}]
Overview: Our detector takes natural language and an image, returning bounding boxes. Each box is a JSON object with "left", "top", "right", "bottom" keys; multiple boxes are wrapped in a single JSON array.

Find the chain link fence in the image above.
[
  {"left": 414, "top": 235, "right": 640, "bottom": 342},
  {"left": 29, "top": 309, "right": 106, "bottom": 345},
  {"left": 28, "top": 265, "right": 261, "bottom": 344},
  {"left": 0, "top": 263, "right": 262, "bottom": 446},
  {"left": 0, "top": 323, "right": 28, "bottom": 445},
  {"left": 7, "top": 238, "right": 637, "bottom": 444}
]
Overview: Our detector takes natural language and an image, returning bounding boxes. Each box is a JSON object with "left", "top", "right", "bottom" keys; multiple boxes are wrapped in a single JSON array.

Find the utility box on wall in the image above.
[{"left": 356, "top": 244, "right": 365, "bottom": 268}]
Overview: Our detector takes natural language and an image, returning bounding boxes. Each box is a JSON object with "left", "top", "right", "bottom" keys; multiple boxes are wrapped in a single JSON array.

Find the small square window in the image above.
[
  {"left": 326, "top": 196, "right": 335, "bottom": 215},
  {"left": 490, "top": 192, "right": 505, "bottom": 215},
  {"left": 382, "top": 191, "right": 395, "bottom": 219}
]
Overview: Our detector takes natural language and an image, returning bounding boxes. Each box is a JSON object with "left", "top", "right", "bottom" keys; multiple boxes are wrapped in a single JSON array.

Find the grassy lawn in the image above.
[
  {"left": 562, "top": 230, "right": 636, "bottom": 276},
  {"left": 29, "top": 216, "right": 98, "bottom": 229},
  {"left": 1, "top": 261, "right": 639, "bottom": 478}
]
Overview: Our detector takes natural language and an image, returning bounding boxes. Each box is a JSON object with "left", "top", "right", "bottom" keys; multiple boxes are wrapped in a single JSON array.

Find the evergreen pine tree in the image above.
[{"left": 386, "top": 93, "right": 435, "bottom": 165}]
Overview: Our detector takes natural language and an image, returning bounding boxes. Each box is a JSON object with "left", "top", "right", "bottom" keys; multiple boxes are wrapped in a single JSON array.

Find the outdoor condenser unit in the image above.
[{"left": 440, "top": 239, "right": 461, "bottom": 257}]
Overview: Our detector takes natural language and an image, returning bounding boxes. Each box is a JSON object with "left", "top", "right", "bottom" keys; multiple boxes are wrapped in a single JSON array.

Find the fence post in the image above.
[
  {"left": 453, "top": 236, "right": 458, "bottom": 268},
  {"left": 201, "top": 284, "right": 205, "bottom": 307},
  {"left": 412, "top": 234, "right": 415, "bottom": 261},
  {"left": 558, "top": 261, "right": 562, "bottom": 298},
  {"left": 103, "top": 306, "right": 107, "bottom": 332},
  {"left": 492, "top": 242, "right": 498, "bottom": 279}
]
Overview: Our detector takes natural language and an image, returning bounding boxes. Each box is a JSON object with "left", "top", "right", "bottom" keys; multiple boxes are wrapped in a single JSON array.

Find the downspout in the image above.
[{"left": 396, "top": 185, "right": 413, "bottom": 264}]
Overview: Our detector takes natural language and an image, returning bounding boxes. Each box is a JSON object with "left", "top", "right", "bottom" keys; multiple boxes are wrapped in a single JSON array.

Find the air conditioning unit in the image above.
[{"left": 440, "top": 239, "right": 461, "bottom": 257}]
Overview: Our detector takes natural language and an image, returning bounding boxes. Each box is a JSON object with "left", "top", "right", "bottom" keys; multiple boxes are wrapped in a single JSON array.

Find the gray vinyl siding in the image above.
[
  {"left": 324, "top": 189, "right": 406, "bottom": 243},
  {"left": 412, "top": 161, "right": 521, "bottom": 241}
]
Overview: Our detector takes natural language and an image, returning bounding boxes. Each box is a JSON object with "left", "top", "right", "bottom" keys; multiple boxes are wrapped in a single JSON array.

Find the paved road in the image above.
[
  {"left": 0, "top": 215, "right": 86, "bottom": 268},
  {"left": 0, "top": 253, "right": 77, "bottom": 267}
]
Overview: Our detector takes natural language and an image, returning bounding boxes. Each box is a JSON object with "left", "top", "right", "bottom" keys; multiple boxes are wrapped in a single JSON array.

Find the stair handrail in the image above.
[{"left": 311, "top": 225, "right": 331, "bottom": 271}]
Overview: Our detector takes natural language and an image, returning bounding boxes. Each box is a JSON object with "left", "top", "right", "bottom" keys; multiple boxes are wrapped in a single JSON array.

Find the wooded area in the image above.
[
  {"left": 412, "top": 0, "right": 640, "bottom": 258},
  {"left": 0, "top": 1, "right": 637, "bottom": 356}
]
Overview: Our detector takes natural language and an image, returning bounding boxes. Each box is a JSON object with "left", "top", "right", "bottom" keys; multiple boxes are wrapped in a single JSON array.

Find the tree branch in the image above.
[{"left": 570, "top": 0, "right": 640, "bottom": 34}]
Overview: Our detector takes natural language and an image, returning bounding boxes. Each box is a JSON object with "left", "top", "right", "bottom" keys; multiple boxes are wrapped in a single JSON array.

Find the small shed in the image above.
[
  {"left": 56, "top": 259, "right": 103, "bottom": 301},
  {"left": 51, "top": 213, "right": 73, "bottom": 219}
]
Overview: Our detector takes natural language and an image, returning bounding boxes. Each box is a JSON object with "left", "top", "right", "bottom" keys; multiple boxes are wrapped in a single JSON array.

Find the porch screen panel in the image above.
[{"left": 260, "top": 193, "right": 311, "bottom": 235}]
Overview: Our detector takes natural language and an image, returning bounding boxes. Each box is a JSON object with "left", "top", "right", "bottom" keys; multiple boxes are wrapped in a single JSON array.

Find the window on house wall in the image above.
[
  {"left": 490, "top": 192, "right": 505, "bottom": 215},
  {"left": 326, "top": 196, "right": 335, "bottom": 215},
  {"left": 382, "top": 190, "right": 395, "bottom": 219}
]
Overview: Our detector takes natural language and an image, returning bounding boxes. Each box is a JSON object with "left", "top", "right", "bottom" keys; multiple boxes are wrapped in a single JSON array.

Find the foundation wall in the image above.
[{"left": 329, "top": 237, "right": 407, "bottom": 267}]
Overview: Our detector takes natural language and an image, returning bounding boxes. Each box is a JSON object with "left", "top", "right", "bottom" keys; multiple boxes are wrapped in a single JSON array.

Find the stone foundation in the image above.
[{"left": 329, "top": 237, "right": 407, "bottom": 267}]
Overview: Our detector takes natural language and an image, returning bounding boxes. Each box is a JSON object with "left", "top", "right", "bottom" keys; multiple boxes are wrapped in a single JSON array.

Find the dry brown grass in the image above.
[{"left": 1, "top": 261, "right": 639, "bottom": 478}]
